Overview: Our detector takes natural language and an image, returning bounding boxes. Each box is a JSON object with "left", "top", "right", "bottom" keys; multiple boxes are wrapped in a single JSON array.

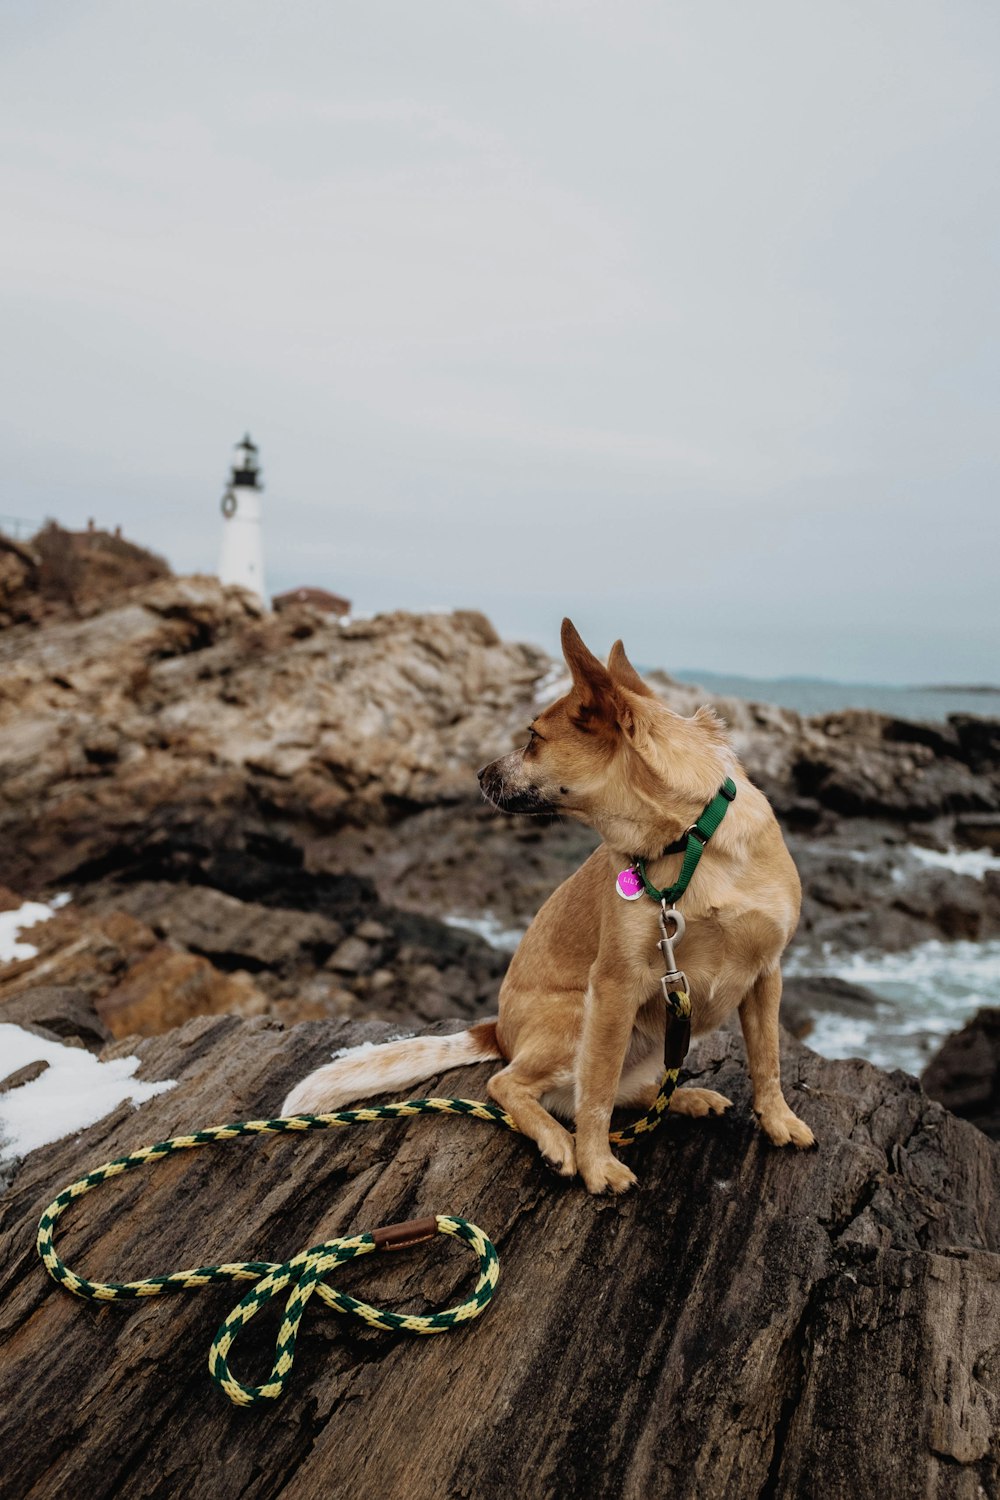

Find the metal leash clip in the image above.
[{"left": 657, "top": 902, "right": 687, "bottom": 1004}]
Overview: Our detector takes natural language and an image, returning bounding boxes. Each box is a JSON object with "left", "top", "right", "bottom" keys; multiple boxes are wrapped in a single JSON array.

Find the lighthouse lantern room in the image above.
[{"left": 218, "top": 433, "right": 268, "bottom": 605}]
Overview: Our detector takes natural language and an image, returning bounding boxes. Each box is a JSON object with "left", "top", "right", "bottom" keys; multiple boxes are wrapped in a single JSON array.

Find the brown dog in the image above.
[{"left": 282, "top": 619, "right": 814, "bottom": 1192}]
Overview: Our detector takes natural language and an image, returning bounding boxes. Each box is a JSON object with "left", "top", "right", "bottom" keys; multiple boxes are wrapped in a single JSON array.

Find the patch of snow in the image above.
[
  {"left": 0, "top": 1024, "right": 176, "bottom": 1163},
  {"left": 0, "top": 894, "right": 72, "bottom": 963}
]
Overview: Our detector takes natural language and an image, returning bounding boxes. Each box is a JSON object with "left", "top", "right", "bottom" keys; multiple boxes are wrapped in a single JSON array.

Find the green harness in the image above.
[{"left": 36, "top": 782, "right": 736, "bottom": 1409}]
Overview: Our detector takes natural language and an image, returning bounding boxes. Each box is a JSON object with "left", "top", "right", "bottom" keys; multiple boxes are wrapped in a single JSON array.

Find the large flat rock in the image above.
[{"left": 2, "top": 1015, "right": 999, "bottom": 1499}]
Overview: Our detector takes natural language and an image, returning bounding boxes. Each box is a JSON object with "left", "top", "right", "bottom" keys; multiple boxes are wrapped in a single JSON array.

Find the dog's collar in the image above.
[{"left": 630, "top": 778, "right": 736, "bottom": 907}]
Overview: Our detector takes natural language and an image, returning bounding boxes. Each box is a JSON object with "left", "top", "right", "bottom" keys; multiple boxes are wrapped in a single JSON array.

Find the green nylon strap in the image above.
[
  {"left": 634, "top": 777, "right": 736, "bottom": 906},
  {"left": 37, "top": 990, "right": 692, "bottom": 1409}
]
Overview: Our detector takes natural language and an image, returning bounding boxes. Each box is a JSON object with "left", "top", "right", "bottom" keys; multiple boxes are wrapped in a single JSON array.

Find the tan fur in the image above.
[{"left": 282, "top": 619, "right": 814, "bottom": 1191}]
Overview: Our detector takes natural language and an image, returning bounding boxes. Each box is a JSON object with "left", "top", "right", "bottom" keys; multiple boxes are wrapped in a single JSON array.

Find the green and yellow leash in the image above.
[
  {"left": 36, "top": 784, "right": 733, "bottom": 1409},
  {"left": 35, "top": 1002, "right": 687, "bottom": 1409}
]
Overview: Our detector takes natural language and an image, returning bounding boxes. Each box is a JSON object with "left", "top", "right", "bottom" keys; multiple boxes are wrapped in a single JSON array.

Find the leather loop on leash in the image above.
[{"left": 372, "top": 1215, "right": 439, "bottom": 1251}]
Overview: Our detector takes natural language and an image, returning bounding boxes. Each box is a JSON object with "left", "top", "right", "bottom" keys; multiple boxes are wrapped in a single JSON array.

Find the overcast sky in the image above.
[{"left": 2, "top": 1, "right": 997, "bottom": 683}]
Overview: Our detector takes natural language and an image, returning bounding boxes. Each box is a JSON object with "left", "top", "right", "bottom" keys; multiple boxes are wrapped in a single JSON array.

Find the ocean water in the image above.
[
  {"left": 672, "top": 670, "right": 1000, "bottom": 723},
  {"left": 785, "top": 940, "right": 1000, "bottom": 1078}
]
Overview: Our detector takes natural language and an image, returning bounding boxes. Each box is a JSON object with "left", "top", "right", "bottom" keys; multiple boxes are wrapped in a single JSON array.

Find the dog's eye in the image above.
[{"left": 526, "top": 726, "right": 543, "bottom": 745}]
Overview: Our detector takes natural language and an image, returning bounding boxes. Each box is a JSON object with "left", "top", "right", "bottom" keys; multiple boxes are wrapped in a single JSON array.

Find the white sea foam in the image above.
[
  {"left": 904, "top": 845, "right": 1000, "bottom": 881},
  {"left": 786, "top": 938, "right": 1000, "bottom": 1076},
  {"left": 824, "top": 844, "right": 999, "bottom": 881},
  {"left": 443, "top": 912, "right": 526, "bottom": 953},
  {"left": 0, "top": 894, "right": 72, "bottom": 963},
  {"left": 0, "top": 1023, "right": 176, "bottom": 1164}
]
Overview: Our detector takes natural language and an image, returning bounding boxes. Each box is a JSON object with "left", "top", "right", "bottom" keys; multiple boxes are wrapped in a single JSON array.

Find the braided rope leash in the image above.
[{"left": 36, "top": 992, "right": 691, "bottom": 1409}]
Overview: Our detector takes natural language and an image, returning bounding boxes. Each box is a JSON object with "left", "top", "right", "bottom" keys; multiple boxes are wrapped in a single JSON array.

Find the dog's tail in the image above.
[{"left": 280, "top": 1021, "right": 503, "bottom": 1116}]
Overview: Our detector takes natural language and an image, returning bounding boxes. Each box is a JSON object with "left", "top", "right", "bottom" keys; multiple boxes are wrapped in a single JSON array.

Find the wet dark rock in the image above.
[
  {"left": 790, "top": 834, "right": 1000, "bottom": 953},
  {"left": 891, "top": 868, "right": 998, "bottom": 942},
  {"left": 96, "top": 881, "right": 346, "bottom": 973},
  {"left": 787, "top": 708, "right": 1000, "bottom": 823},
  {"left": 923, "top": 1009, "right": 1000, "bottom": 1141},
  {"left": 956, "top": 813, "right": 1000, "bottom": 852},
  {"left": 951, "top": 715, "right": 1000, "bottom": 772},
  {"left": 781, "top": 975, "right": 881, "bottom": 1039}
]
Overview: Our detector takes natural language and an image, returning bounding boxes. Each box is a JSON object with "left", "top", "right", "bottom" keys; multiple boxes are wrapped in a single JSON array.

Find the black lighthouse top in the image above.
[{"left": 230, "top": 434, "right": 262, "bottom": 489}]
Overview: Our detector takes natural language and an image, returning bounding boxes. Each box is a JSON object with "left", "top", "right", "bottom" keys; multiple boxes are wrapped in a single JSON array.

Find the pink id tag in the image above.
[{"left": 615, "top": 867, "right": 643, "bottom": 901}]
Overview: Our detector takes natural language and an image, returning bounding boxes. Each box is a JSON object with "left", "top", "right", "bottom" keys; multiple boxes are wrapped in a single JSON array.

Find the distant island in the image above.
[{"left": 669, "top": 668, "right": 1000, "bottom": 723}]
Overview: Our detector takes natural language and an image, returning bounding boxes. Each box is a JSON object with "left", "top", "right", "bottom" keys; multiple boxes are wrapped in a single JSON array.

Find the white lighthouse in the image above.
[{"left": 218, "top": 433, "right": 268, "bottom": 605}]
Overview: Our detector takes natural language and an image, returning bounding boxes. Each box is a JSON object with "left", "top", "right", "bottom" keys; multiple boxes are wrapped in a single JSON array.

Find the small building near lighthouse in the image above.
[{"left": 218, "top": 434, "right": 268, "bottom": 605}]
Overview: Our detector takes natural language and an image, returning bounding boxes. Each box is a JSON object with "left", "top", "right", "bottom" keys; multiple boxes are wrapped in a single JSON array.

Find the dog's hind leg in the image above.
[
  {"left": 488, "top": 1062, "right": 577, "bottom": 1179},
  {"left": 739, "top": 966, "right": 815, "bottom": 1148}
]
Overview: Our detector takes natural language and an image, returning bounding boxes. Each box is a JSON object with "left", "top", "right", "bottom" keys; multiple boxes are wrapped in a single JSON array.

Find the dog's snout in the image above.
[{"left": 477, "top": 764, "right": 487, "bottom": 784}]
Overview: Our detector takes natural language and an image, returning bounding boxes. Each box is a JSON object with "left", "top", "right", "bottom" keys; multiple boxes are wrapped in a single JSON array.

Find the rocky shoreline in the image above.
[
  {"left": 1, "top": 566, "right": 997, "bottom": 1053},
  {"left": 3, "top": 555, "right": 1000, "bottom": 1496}
]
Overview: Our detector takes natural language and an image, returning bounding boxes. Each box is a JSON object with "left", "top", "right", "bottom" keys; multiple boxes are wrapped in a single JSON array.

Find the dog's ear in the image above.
[
  {"left": 561, "top": 619, "right": 612, "bottom": 699},
  {"left": 607, "top": 640, "right": 656, "bottom": 699},
  {"left": 561, "top": 618, "right": 629, "bottom": 732}
]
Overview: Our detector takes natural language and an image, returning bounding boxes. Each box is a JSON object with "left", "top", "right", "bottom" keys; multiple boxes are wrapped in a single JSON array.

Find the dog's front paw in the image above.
[
  {"left": 540, "top": 1136, "right": 577, "bottom": 1179},
  {"left": 756, "top": 1103, "right": 816, "bottom": 1149},
  {"left": 579, "top": 1153, "right": 638, "bottom": 1196}
]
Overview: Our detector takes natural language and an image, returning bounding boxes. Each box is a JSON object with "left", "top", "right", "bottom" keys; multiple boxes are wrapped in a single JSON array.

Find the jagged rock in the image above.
[
  {"left": 96, "top": 946, "right": 269, "bottom": 1037},
  {"left": 326, "top": 935, "right": 374, "bottom": 975},
  {"left": 3, "top": 573, "right": 997, "bottom": 904},
  {"left": 791, "top": 711, "right": 999, "bottom": 822},
  {"left": 0, "top": 1059, "right": 49, "bottom": 1093},
  {"left": 0, "top": 522, "right": 169, "bottom": 629},
  {"left": 0, "top": 869, "right": 507, "bottom": 1037},
  {"left": 952, "top": 716, "right": 1000, "bottom": 773},
  {"left": 923, "top": 1009, "right": 1000, "bottom": 1141},
  {"left": 0, "top": 583, "right": 550, "bottom": 893},
  {"left": 957, "top": 813, "right": 1000, "bottom": 852},
  {"left": 780, "top": 975, "right": 881, "bottom": 1039},
  {"left": 0, "top": 535, "right": 39, "bottom": 628},
  {"left": 98, "top": 881, "right": 346, "bottom": 971},
  {"left": 1, "top": 1015, "right": 999, "bottom": 1499},
  {"left": 1, "top": 573, "right": 998, "bottom": 982},
  {"left": 0, "top": 986, "right": 111, "bottom": 1051}
]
